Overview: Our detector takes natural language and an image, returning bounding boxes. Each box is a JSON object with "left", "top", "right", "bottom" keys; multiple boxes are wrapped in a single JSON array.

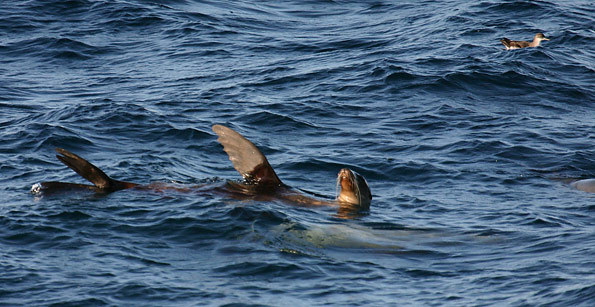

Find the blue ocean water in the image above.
[{"left": 1, "top": 0, "right": 595, "bottom": 305}]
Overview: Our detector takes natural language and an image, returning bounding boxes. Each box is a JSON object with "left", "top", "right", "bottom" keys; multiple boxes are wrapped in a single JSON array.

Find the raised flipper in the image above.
[
  {"left": 56, "top": 148, "right": 114, "bottom": 189},
  {"left": 212, "top": 125, "right": 282, "bottom": 187},
  {"left": 33, "top": 148, "right": 137, "bottom": 194}
]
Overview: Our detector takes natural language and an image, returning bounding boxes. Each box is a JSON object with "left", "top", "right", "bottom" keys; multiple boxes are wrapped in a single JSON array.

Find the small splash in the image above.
[{"left": 30, "top": 183, "right": 42, "bottom": 195}]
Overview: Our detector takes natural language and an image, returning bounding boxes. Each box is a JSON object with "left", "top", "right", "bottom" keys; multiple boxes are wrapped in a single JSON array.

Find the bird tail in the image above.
[{"left": 500, "top": 38, "right": 511, "bottom": 48}]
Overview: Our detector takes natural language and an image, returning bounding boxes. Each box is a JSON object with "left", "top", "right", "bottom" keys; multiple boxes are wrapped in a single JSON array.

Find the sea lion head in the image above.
[{"left": 336, "top": 168, "right": 372, "bottom": 209}]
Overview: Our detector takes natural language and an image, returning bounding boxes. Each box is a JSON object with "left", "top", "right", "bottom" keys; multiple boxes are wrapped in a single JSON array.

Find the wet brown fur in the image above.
[{"left": 34, "top": 125, "right": 372, "bottom": 211}]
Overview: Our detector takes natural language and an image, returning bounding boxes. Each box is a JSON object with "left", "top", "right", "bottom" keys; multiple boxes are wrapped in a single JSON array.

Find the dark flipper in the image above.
[
  {"left": 56, "top": 148, "right": 112, "bottom": 189},
  {"left": 35, "top": 148, "right": 138, "bottom": 193},
  {"left": 212, "top": 125, "right": 282, "bottom": 187}
]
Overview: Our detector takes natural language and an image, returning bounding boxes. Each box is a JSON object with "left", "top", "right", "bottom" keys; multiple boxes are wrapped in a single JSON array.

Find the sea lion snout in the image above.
[
  {"left": 336, "top": 168, "right": 372, "bottom": 208},
  {"left": 338, "top": 168, "right": 352, "bottom": 184}
]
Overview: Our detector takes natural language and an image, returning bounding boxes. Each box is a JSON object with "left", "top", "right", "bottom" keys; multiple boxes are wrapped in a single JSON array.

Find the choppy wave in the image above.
[{"left": 2, "top": 0, "right": 595, "bottom": 305}]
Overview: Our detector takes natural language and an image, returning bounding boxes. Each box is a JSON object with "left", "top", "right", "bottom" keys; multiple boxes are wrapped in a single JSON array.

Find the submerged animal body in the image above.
[
  {"left": 571, "top": 179, "right": 595, "bottom": 193},
  {"left": 500, "top": 33, "right": 549, "bottom": 50},
  {"left": 32, "top": 125, "right": 372, "bottom": 211}
]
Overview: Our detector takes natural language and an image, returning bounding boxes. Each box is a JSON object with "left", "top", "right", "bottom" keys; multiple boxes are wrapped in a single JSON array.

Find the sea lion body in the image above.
[{"left": 33, "top": 125, "right": 372, "bottom": 211}]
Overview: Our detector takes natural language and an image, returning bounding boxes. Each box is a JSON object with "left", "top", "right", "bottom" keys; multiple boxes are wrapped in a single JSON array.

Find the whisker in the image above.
[{"left": 335, "top": 173, "right": 341, "bottom": 200}]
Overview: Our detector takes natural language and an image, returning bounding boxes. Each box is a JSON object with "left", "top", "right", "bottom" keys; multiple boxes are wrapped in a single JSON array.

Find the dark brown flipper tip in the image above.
[
  {"left": 54, "top": 148, "right": 137, "bottom": 192},
  {"left": 212, "top": 125, "right": 282, "bottom": 187}
]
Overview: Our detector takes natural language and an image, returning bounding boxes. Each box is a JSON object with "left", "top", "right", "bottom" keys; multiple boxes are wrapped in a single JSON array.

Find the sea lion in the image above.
[
  {"left": 31, "top": 125, "right": 372, "bottom": 210},
  {"left": 212, "top": 124, "right": 371, "bottom": 210},
  {"left": 500, "top": 33, "right": 549, "bottom": 50}
]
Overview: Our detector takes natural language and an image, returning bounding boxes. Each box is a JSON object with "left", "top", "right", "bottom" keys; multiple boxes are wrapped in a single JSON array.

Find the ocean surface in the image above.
[{"left": 1, "top": 0, "right": 595, "bottom": 305}]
